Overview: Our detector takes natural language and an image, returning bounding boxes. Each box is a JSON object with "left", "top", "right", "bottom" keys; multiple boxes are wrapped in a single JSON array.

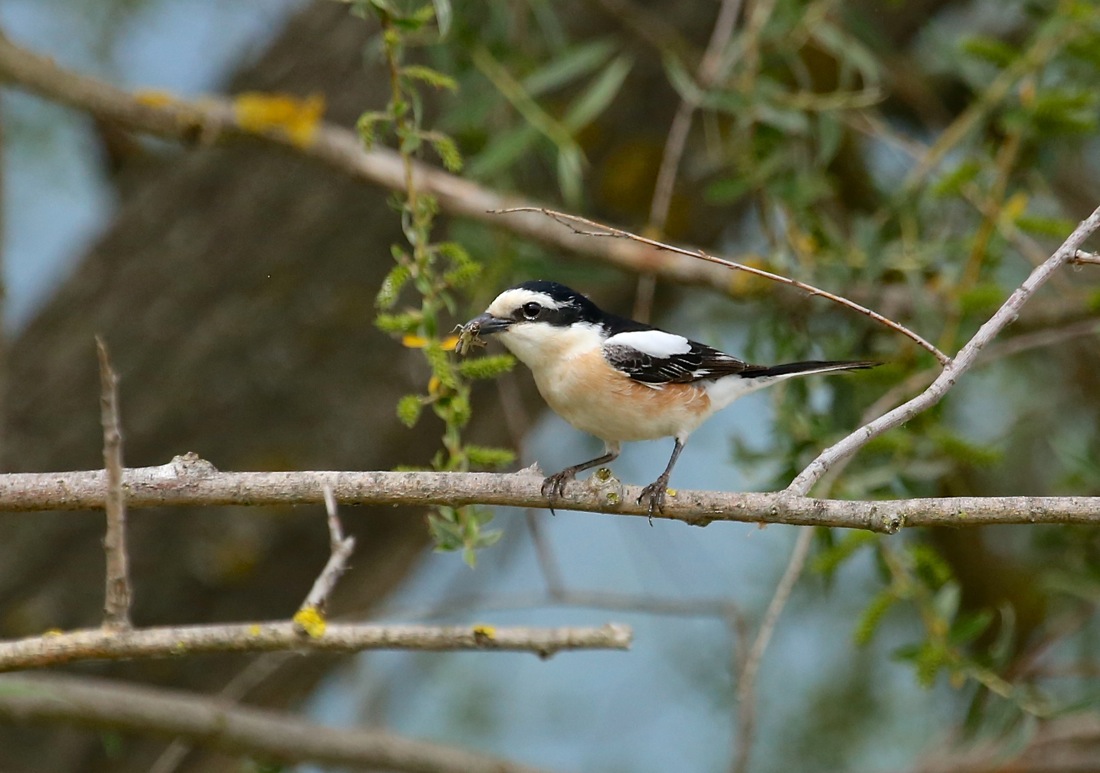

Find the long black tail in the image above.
[{"left": 740, "top": 359, "right": 880, "bottom": 379}]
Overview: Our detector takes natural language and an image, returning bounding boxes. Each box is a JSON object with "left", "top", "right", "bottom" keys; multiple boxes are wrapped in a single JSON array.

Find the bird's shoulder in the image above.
[{"left": 599, "top": 317, "right": 748, "bottom": 385}]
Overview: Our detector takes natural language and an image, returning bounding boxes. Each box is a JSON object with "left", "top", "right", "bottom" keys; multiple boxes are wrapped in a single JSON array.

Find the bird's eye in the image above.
[{"left": 521, "top": 302, "right": 542, "bottom": 320}]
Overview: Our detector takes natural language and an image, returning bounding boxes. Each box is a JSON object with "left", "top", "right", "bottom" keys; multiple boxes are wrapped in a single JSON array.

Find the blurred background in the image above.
[{"left": 1, "top": 0, "right": 1099, "bottom": 771}]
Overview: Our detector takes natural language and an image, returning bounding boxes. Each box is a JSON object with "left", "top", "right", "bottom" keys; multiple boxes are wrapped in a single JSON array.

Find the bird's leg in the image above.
[
  {"left": 542, "top": 445, "right": 620, "bottom": 514},
  {"left": 638, "top": 438, "right": 685, "bottom": 524}
]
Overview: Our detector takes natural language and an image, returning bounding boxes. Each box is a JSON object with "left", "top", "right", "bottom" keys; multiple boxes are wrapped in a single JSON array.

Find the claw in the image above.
[
  {"left": 637, "top": 478, "right": 669, "bottom": 526},
  {"left": 540, "top": 470, "right": 575, "bottom": 516}
]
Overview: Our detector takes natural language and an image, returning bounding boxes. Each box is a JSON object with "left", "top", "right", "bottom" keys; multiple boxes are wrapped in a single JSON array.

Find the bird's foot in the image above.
[
  {"left": 541, "top": 469, "right": 576, "bottom": 515},
  {"left": 637, "top": 477, "right": 670, "bottom": 526}
]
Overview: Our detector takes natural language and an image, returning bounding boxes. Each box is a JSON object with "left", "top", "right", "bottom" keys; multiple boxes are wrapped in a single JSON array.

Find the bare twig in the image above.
[
  {"left": 731, "top": 527, "right": 814, "bottom": 773},
  {"left": 95, "top": 337, "right": 132, "bottom": 631},
  {"left": 0, "top": 621, "right": 632, "bottom": 672},
  {"left": 0, "top": 28, "right": 741, "bottom": 294},
  {"left": 1072, "top": 249, "right": 1100, "bottom": 265},
  {"left": 296, "top": 485, "right": 356, "bottom": 623},
  {"left": 0, "top": 457, "right": 1097, "bottom": 529},
  {"left": 787, "top": 202, "right": 1100, "bottom": 496},
  {"left": 494, "top": 207, "right": 950, "bottom": 364},
  {"left": 0, "top": 673, "right": 557, "bottom": 773}
]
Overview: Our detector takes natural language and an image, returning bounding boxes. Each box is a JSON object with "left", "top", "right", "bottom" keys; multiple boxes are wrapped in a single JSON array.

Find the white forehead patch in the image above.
[
  {"left": 486, "top": 288, "right": 563, "bottom": 317},
  {"left": 605, "top": 330, "right": 691, "bottom": 358}
]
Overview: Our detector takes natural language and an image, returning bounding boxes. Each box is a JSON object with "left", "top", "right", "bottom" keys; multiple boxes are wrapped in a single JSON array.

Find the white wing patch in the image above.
[{"left": 605, "top": 330, "right": 692, "bottom": 358}]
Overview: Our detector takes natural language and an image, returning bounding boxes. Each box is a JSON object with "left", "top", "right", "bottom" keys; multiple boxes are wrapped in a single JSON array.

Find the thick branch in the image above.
[
  {"left": 0, "top": 620, "right": 631, "bottom": 672},
  {"left": 0, "top": 673, "right": 555, "bottom": 773},
  {"left": 787, "top": 203, "right": 1100, "bottom": 495},
  {"left": 0, "top": 28, "right": 734, "bottom": 292},
  {"left": 0, "top": 457, "right": 1098, "bottom": 531}
]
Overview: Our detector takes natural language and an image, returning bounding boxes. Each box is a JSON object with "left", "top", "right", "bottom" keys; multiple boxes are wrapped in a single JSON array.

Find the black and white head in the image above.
[{"left": 467, "top": 281, "right": 609, "bottom": 368}]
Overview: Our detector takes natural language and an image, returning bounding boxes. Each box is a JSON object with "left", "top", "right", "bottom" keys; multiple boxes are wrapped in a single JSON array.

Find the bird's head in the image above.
[{"left": 463, "top": 281, "right": 605, "bottom": 368}]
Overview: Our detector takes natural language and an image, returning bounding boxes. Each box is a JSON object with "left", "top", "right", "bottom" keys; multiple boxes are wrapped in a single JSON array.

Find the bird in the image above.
[{"left": 463, "top": 280, "right": 878, "bottom": 519}]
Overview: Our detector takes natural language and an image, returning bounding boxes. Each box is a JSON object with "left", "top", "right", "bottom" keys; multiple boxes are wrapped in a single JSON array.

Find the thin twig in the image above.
[
  {"left": 296, "top": 485, "right": 356, "bottom": 623},
  {"left": 0, "top": 621, "right": 632, "bottom": 672},
  {"left": 0, "top": 458, "right": 1098, "bottom": 529},
  {"left": 731, "top": 527, "right": 814, "bottom": 773},
  {"left": 95, "top": 336, "right": 132, "bottom": 631},
  {"left": 1072, "top": 249, "right": 1100, "bottom": 265},
  {"left": 0, "top": 673, "right": 557, "bottom": 773},
  {"left": 494, "top": 207, "right": 950, "bottom": 364},
  {"left": 787, "top": 202, "right": 1100, "bottom": 495}
]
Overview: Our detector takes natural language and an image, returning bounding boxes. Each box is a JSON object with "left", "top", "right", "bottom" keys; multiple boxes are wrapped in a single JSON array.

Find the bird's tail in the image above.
[{"left": 739, "top": 360, "right": 880, "bottom": 379}]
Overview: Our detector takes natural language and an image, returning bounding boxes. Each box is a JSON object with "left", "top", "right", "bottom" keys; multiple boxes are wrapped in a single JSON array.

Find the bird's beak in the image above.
[{"left": 465, "top": 312, "right": 513, "bottom": 336}]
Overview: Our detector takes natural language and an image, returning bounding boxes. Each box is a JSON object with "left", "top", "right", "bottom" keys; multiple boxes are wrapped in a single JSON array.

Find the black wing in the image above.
[{"left": 602, "top": 329, "right": 749, "bottom": 385}]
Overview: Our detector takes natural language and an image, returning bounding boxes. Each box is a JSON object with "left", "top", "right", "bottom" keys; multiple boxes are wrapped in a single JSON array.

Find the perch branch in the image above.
[
  {"left": 0, "top": 457, "right": 1097, "bottom": 531},
  {"left": 0, "top": 673, "right": 556, "bottom": 773}
]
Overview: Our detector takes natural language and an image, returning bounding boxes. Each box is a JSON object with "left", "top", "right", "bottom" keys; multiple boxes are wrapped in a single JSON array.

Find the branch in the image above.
[
  {"left": 0, "top": 673, "right": 557, "bottom": 773},
  {"left": 1072, "top": 249, "right": 1100, "bottom": 265},
  {"left": 294, "top": 485, "right": 355, "bottom": 632},
  {"left": 0, "top": 620, "right": 631, "bottom": 672},
  {"left": 95, "top": 337, "right": 133, "bottom": 631},
  {"left": 787, "top": 202, "right": 1100, "bottom": 495},
  {"left": 0, "top": 27, "right": 737, "bottom": 293},
  {"left": 0, "top": 457, "right": 1098, "bottom": 530},
  {"left": 495, "top": 207, "right": 950, "bottom": 364}
]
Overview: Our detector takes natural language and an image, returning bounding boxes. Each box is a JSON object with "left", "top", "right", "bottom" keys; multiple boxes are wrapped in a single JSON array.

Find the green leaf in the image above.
[
  {"left": 468, "top": 125, "right": 539, "bottom": 178},
  {"left": 933, "top": 582, "right": 961, "bottom": 622},
  {"left": 396, "top": 394, "right": 423, "bottom": 428},
  {"left": 1014, "top": 215, "right": 1076, "bottom": 237},
  {"left": 958, "top": 283, "right": 1005, "bottom": 316},
  {"left": 375, "top": 311, "right": 422, "bottom": 335},
  {"left": 423, "top": 344, "right": 458, "bottom": 388},
  {"left": 523, "top": 39, "right": 617, "bottom": 96},
  {"left": 465, "top": 445, "right": 517, "bottom": 469},
  {"left": 402, "top": 65, "right": 458, "bottom": 92},
  {"left": 431, "top": 0, "right": 452, "bottom": 36},
  {"left": 853, "top": 587, "right": 897, "bottom": 646},
  {"left": 563, "top": 54, "right": 633, "bottom": 131},
  {"left": 556, "top": 145, "right": 584, "bottom": 208},
  {"left": 376, "top": 264, "right": 411, "bottom": 309},
  {"left": 356, "top": 110, "right": 391, "bottom": 148},
  {"left": 909, "top": 544, "right": 953, "bottom": 587},
  {"left": 812, "top": 530, "right": 878, "bottom": 577},
  {"left": 961, "top": 35, "right": 1019, "bottom": 68},
  {"left": 932, "top": 159, "right": 982, "bottom": 197},
  {"left": 423, "top": 130, "right": 464, "bottom": 171},
  {"left": 457, "top": 354, "right": 516, "bottom": 379},
  {"left": 661, "top": 51, "right": 700, "bottom": 103},
  {"left": 949, "top": 609, "right": 995, "bottom": 646},
  {"left": 930, "top": 429, "right": 1002, "bottom": 467}
]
